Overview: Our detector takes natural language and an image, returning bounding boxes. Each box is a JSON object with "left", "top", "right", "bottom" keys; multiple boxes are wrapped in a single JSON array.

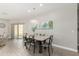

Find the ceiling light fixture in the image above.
[
  {"left": 40, "top": 3, "right": 43, "bottom": 7},
  {"left": 30, "top": 19, "right": 38, "bottom": 24},
  {"left": 27, "top": 10, "right": 31, "bottom": 13},
  {"left": 33, "top": 8, "right": 36, "bottom": 10}
]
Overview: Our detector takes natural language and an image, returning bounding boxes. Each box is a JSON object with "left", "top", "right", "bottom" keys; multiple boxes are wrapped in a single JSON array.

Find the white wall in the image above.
[
  {"left": 10, "top": 4, "right": 77, "bottom": 52},
  {"left": 26, "top": 4, "right": 77, "bottom": 51},
  {"left": 31, "top": 4, "right": 77, "bottom": 51}
]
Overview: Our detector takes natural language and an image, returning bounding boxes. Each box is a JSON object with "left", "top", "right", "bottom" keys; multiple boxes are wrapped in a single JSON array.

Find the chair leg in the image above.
[
  {"left": 44, "top": 47, "right": 46, "bottom": 50},
  {"left": 26, "top": 44, "right": 28, "bottom": 49},
  {"left": 48, "top": 46, "right": 50, "bottom": 56},
  {"left": 26, "top": 45, "right": 28, "bottom": 49},
  {"left": 29, "top": 43, "right": 31, "bottom": 50},
  {"left": 24, "top": 42, "right": 28, "bottom": 49},
  {"left": 33, "top": 43, "right": 35, "bottom": 53},
  {"left": 51, "top": 46, "right": 53, "bottom": 55},
  {"left": 24, "top": 42, "right": 26, "bottom": 46}
]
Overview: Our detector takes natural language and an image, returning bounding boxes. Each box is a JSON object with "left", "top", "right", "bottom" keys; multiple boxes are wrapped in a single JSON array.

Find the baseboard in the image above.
[{"left": 53, "top": 44, "right": 78, "bottom": 52}]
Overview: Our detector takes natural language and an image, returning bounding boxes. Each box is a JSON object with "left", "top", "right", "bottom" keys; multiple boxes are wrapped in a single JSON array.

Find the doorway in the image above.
[{"left": 11, "top": 24, "right": 24, "bottom": 39}]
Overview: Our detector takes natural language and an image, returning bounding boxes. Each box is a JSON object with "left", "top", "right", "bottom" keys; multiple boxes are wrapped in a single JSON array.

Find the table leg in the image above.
[
  {"left": 39, "top": 41, "right": 42, "bottom": 53},
  {"left": 33, "top": 42, "right": 35, "bottom": 53}
]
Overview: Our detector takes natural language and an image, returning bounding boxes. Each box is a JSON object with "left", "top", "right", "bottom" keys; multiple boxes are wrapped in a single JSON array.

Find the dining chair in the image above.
[
  {"left": 42, "top": 35, "right": 53, "bottom": 56},
  {"left": 28, "top": 35, "right": 36, "bottom": 53},
  {"left": 23, "top": 36, "right": 27, "bottom": 48},
  {"left": 23, "top": 33, "right": 30, "bottom": 49}
]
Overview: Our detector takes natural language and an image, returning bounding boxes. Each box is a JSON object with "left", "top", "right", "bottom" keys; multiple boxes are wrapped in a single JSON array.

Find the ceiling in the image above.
[{"left": 0, "top": 3, "right": 74, "bottom": 21}]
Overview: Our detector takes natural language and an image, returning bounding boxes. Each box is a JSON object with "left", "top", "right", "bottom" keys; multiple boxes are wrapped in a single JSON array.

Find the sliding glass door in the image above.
[
  {"left": 18, "top": 24, "right": 23, "bottom": 38},
  {"left": 14, "top": 24, "right": 18, "bottom": 38},
  {"left": 14, "top": 24, "right": 24, "bottom": 39}
]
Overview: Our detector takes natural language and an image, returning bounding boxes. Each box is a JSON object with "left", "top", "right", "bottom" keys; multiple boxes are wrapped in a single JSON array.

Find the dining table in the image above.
[{"left": 34, "top": 35, "right": 50, "bottom": 53}]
